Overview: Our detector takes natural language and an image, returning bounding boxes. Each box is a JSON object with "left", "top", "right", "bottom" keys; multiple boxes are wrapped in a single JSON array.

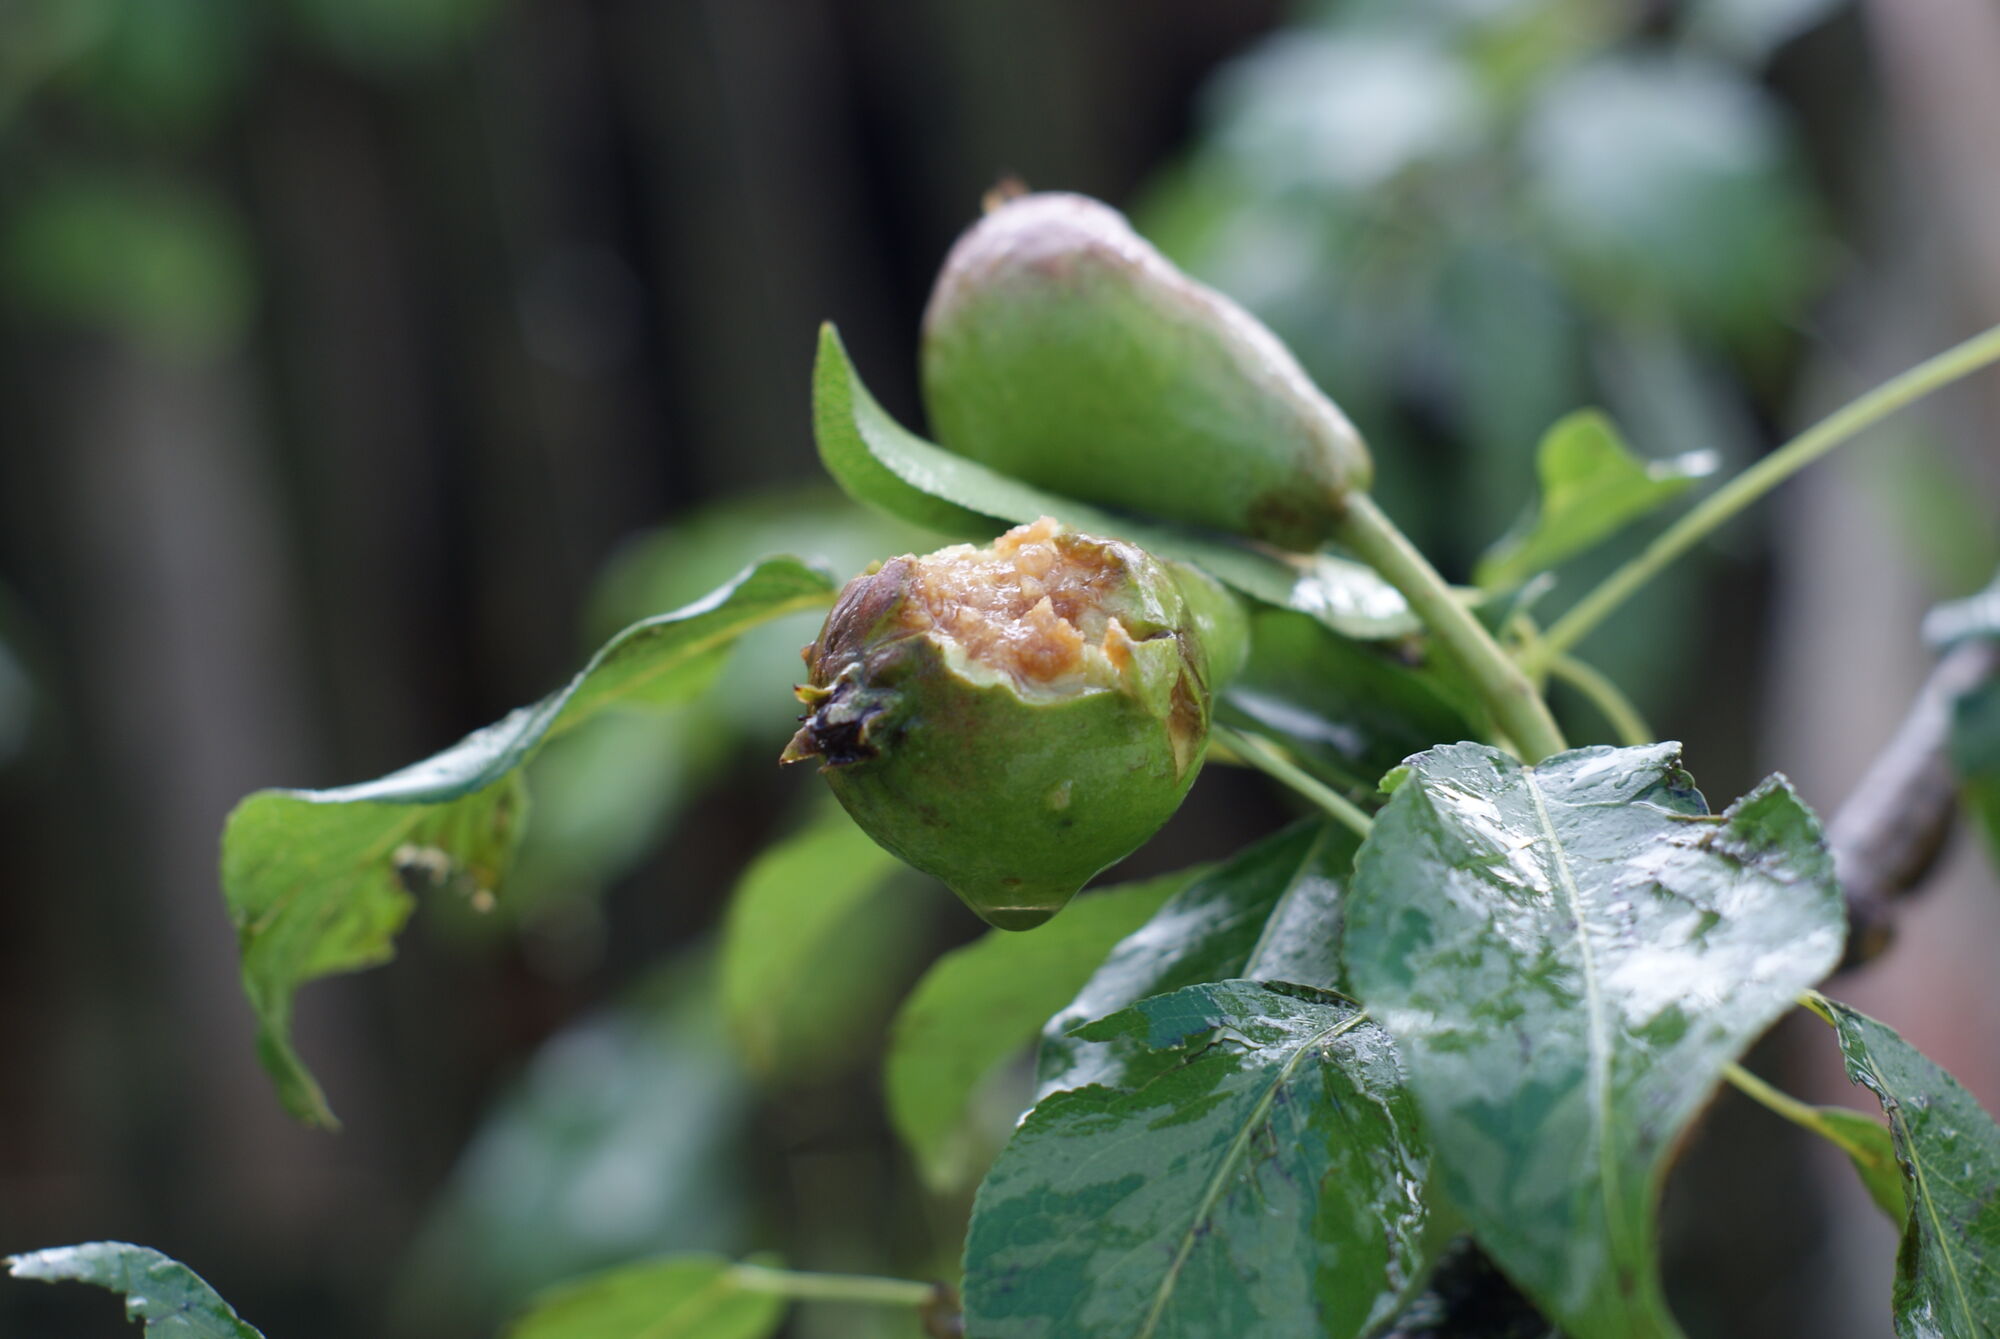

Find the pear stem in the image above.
[{"left": 1332, "top": 493, "right": 1568, "bottom": 764}]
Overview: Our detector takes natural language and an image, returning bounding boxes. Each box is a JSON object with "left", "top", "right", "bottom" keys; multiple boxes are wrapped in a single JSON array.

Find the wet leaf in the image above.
[
  {"left": 6, "top": 1242, "right": 264, "bottom": 1337},
  {"left": 1812, "top": 995, "right": 2000, "bottom": 1338},
  {"left": 502, "top": 1255, "right": 784, "bottom": 1339},
  {"left": 1344, "top": 743, "right": 1845, "bottom": 1339},
  {"left": 1476, "top": 410, "right": 1714, "bottom": 591},
  {"left": 886, "top": 867, "right": 1201, "bottom": 1191},
  {"left": 813, "top": 324, "right": 1416, "bottom": 640},
  {"left": 222, "top": 557, "right": 836, "bottom": 1127},
  {"left": 1038, "top": 820, "right": 1357, "bottom": 1096},
  {"left": 965, "top": 981, "right": 1435, "bottom": 1338},
  {"left": 1218, "top": 607, "right": 1472, "bottom": 796}
]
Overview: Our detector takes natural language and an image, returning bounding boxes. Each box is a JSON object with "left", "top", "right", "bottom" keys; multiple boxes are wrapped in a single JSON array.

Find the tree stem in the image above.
[
  {"left": 1528, "top": 320, "right": 2000, "bottom": 672},
  {"left": 1332, "top": 493, "right": 1568, "bottom": 763},
  {"left": 1548, "top": 655, "right": 1654, "bottom": 747},
  {"left": 1215, "top": 726, "right": 1375, "bottom": 838},
  {"left": 728, "top": 1265, "right": 939, "bottom": 1308}
]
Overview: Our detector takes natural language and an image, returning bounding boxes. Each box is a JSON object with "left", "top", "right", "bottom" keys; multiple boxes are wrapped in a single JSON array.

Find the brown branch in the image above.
[{"left": 1830, "top": 636, "right": 2000, "bottom": 969}]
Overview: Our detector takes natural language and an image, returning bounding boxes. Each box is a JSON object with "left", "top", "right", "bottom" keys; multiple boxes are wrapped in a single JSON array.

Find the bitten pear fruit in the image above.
[
  {"left": 781, "top": 517, "right": 1239, "bottom": 929},
  {"left": 920, "top": 191, "right": 1372, "bottom": 551}
]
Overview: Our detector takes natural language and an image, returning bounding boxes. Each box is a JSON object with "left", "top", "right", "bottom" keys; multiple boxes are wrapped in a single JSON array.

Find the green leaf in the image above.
[
  {"left": 3, "top": 174, "right": 254, "bottom": 355},
  {"left": 1524, "top": 55, "right": 1821, "bottom": 337},
  {"left": 886, "top": 866, "right": 1201, "bottom": 1191},
  {"left": 965, "top": 981, "right": 1435, "bottom": 1338},
  {"left": 1948, "top": 675, "right": 2000, "bottom": 876},
  {"left": 1812, "top": 995, "right": 2000, "bottom": 1338},
  {"left": 1219, "top": 607, "right": 1473, "bottom": 796},
  {"left": 222, "top": 557, "right": 836, "bottom": 1127},
  {"left": 719, "top": 806, "right": 928, "bottom": 1081},
  {"left": 1814, "top": 1104, "right": 1910, "bottom": 1225},
  {"left": 1925, "top": 574, "right": 2000, "bottom": 649},
  {"left": 813, "top": 324, "right": 1417, "bottom": 640},
  {"left": 1344, "top": 743, "right": 1845, "bottom": 1339},
  {"left": 7, "top": 1242, "right": 265, "bottom": 1338},
  {"left": 502, "top": 1254, "right": 784, "bottom": 1339},
  {"left": 391, "top": 948, "right": 755, "bottom": 1333},
  {"left": 1038, "top": 820, "right": 1358, "bottom": 1095},
  {"left": 1476, "top": 410, "right": 1714, "bottom": 591}
]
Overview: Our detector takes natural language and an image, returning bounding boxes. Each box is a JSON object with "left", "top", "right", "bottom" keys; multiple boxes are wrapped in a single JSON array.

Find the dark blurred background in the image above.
[{"left": 2, "top": 0, "right": 1998, "bottom": 1335}]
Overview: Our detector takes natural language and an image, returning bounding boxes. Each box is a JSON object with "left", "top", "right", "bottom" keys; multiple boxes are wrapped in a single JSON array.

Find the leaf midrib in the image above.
[
  {"left": 1866, "top": 1050, "right": 1979, "bottom": 1330},
  {"left": 1131, "top": 1008, "right": 1370, "bottom": 1339},
  {"left": 1520, "top": 771, "right": 1629, "bottom": 1275}
]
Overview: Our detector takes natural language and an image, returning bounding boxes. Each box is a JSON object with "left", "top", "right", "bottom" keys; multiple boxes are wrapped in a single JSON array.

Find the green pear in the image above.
[
  {"left": 782, "top": 517, "right": 1237, "bottom": 929},
  {"left": 921, "top": 191, "right": 1372, "bottom": 551}
]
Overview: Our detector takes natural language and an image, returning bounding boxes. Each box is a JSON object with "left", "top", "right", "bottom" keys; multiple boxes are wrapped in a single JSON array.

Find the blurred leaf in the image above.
[
  {"left": 1924, "top": 572, "right": 2000, "bottom": 649},
  {"left": 6, "top": 1242, "right": 264, "bottom": 1337},
  {"left": 814, "top": 324, "right": 1417, "bottom": 640},
  {"left": 589, "top": 488, "right": 940, "bottom": 740},
  {"left": 1863, "top": 435, "right": 2000, "bottom": 602},
  {"left": 503, "top": 1255, "right": 784, "bottom": 1339},
  {"left": 509, "top": 491, "right": 936, "bottom": 918},
  {"left": 1947, "top": 675, "right": 2000, "bottom": 876},
  {"left": 3, "top": 173, "right": 253, "bottom": 355},
  {"left": 222, "top": 557, "right": 836, "bottom": 1127},
  {"left": 61, "top": 0, "right": 254, "bottom": 136},
  {"left": 1686, "top": 0, "right": 1847, "bottom": 65},
  {"left": 885, "top": 867, "right": 1201, "bottom": 1191},
  {"left": 1038, "top": 820, "right": 1356, "bottom": 1095},
  {"left": 965, "top": 981, "right": 1435, "bottom": 1338},
  {"left": 1206, "top": 32, "right": 1481, "bottom": 195},
  {"left": 1477, "top": 410, "right": 1715, "bottom": 590},
  {"left": 0, "top": 0, "right": 112, "bottom": 123},
  {"left": 1812, "top": 1104, "right": 1909, "bottom": 1224},
  {"left": 504, "top": 711, "right": 707, "bottom": 920},
  {"left": 1345, "top": 743, "right": 1845, "bottom": 1339},
  {"left": 720, "top": 806, "right": 919, "bottom": 1081},
  {"left": 394, "top": 949, "right": 754, "bottom": 1330},
  {"left": 1812, "top": 995, "right": 2000, "bottom": 1337},
  {"left": 1219, "top": 607, "right": 1473, "bottom": 796},
  {"left": 287, "top": 0, "right": 501, "bottom": 74},
  {"left": 1435, "top": 244, "right": 1582, "bottom": 537},
  {"left": 1525, "top": 55, "right": 1821, "bottom": 335}
]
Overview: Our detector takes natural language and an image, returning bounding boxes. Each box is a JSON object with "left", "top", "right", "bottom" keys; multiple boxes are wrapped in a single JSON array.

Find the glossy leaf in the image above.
[
  {"left": 886, "top": 867, "right": 1200, "bottom": 1191},
  {"left": 1218, "top": 607, "right": 1473, "bottom": 796},
  {"left": 1476, "top": 410, "right": 1714, "bottom": 591},
  {"left": 812, "top": 324, "right": 1417, "bottom": 640},
  {"left": 6, "top": 1242, "right": 264, "bottom": 1338},
  {"left": 222, "top": 557, "right": 836, "bottom": 1127},
  {"left": 1813, "top": 995, "right": 2000, "bottom": 1337},
  {"left": 1344, "top": 742, "right": 1845, "bottom": 1339},
  {"left": 720, "top": 806, "right": 927, "bottom": 1080},
  {"left": 502, "top": 1255, "right": 784, "bottom": 1339},
  {"left": 1038, "top": 820, "right": 1357, "bottom": 1096},
  {"left": 965, "top": 981, "right": 1434, "bottom": 1338}
]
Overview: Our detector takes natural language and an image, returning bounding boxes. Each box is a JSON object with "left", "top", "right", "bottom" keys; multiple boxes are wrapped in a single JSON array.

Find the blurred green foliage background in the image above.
[{"left": 2, "top": 0, "right": 1997, "bottom": 1335}]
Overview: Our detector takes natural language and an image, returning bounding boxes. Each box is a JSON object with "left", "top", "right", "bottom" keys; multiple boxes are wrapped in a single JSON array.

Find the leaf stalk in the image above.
[
  {"left": 1332, "top": 493, "right": 1568, "bottom": 763},
  {"left": 1528, "top": 321, "right": 2000, "bottom": 672}
]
